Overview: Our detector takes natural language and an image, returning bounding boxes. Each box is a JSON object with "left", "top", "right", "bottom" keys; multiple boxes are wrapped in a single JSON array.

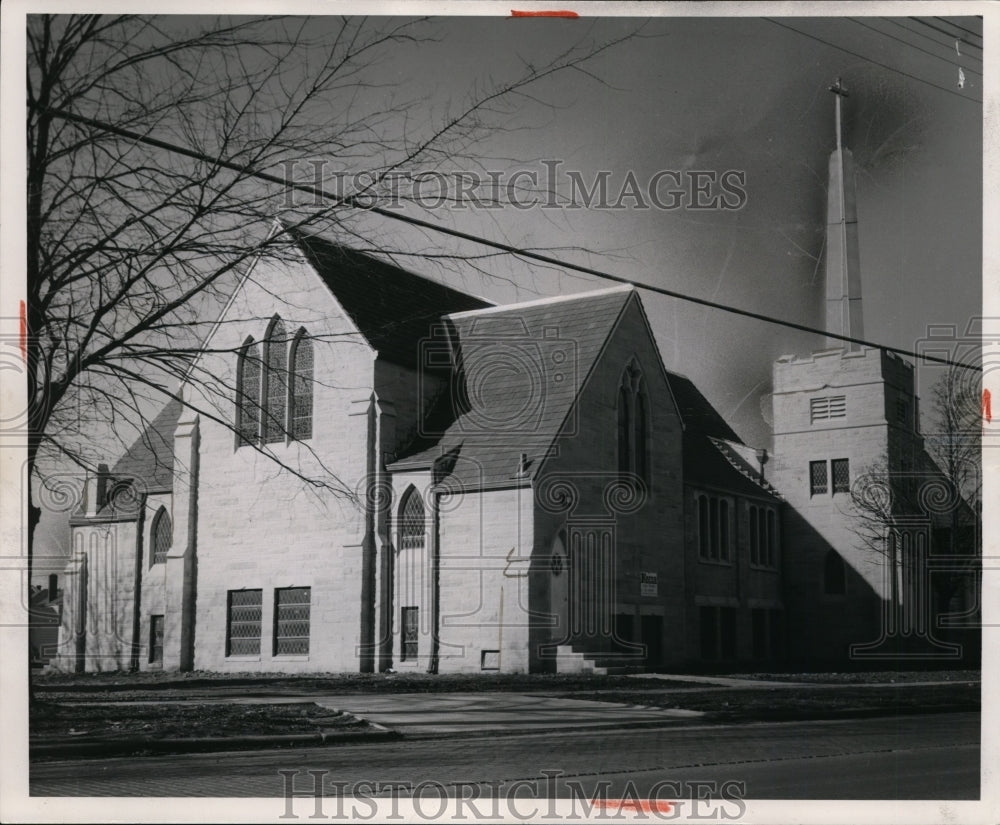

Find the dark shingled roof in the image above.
[
  {"left": 287, "top": 226, "right": 493, "bottom": 368},
  {"left": 666, "top": 373, "right": 740, "bottom": 443},
  {"left": 111, "top": 397, "right": 182, "bottom": 493},
  {"left": 389, "top": 287, "right": 635, "bottom": 487},
  {"left": 668, "top": 374, "right": 779, "bottom": 501}
]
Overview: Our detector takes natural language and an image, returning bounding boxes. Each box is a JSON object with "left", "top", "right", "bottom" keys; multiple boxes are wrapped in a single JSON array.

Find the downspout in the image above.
[
  {"left": 129, "top": 497, "right": 148, "bottom": 672},
  {"left": 429, "top": 490, "right": 441, "bottom": 674},
  {"left": 359, "top": 393, "right": 378, "bottom": 673}
]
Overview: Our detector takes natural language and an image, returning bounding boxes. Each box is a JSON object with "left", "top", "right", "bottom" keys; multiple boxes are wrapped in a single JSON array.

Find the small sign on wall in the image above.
[{"left": 640, "top": 571, "right": 658, "bottom": 597}]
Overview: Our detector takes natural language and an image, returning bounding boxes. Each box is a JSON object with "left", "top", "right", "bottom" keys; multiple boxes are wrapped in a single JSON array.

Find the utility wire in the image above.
[
  {"left": 849, "top": 17, "right": 982, "bottom": 75},
  {"left": 764, "top": 18, "right": 983, "bottom": 103},
  {"left": 933, "top": 17, "right": 984, "bottom": 43},
  {"left": 913, "top": 17, "right": 984, "bottom": 48},
  {"left": 30, "top": 104, "right": 982, "bottom": 372},
  {"left": 884, "top": 18, "right": 982, "bottom": 62}
]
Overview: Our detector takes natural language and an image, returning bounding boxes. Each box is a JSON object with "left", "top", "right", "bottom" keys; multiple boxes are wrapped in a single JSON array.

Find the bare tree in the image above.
[
  {"left": 25, "top": 14, "right": 641, "bottom": 598},
  {"left": 849, "top": 364, "right": 981, "bottom": 620}
]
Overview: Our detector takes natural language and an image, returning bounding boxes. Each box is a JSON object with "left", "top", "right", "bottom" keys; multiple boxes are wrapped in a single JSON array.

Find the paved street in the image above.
[{"left": 30, "top": 712, "right": 979, "bottom": 800}]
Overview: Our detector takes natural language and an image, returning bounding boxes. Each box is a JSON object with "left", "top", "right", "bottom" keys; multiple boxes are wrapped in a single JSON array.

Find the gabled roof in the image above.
[
  {"left": 665, "top": 372, "right": 740, "bottom": 442},
  {"left": 71, "top": 397, "right": 182, "bottom": 524},
  {"left": 286, "top": 225, "right": 493, "bottom": 368},
  {"left": 389, "top": 286, "right": 636, "bottom": 487},
  {"left": 111, "top": 397, "right": 182, "bottom": 493}
]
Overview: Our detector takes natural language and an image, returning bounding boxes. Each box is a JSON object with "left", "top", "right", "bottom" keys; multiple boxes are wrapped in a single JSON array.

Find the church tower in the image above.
[{"left": 768, "top": 80, "right": 924, "bottom": 664}]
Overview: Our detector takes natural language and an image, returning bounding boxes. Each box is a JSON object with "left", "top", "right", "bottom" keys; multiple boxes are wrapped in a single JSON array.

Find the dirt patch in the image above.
[
  {"left": 731, "top": 670, "right": 981, "bottom": 684},
  {"left": 31, "top": 700, "right": 363, "bottom": 742}
]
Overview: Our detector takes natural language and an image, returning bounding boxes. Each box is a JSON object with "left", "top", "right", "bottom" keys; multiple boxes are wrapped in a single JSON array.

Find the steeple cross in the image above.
[{"left": 829, "top": 77, "right": 849, "bottom": 152}]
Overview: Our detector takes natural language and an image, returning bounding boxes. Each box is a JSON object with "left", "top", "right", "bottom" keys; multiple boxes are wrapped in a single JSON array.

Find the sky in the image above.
[
  {"left": 332, "top": 14, "right": 983, "bottom": 443},
  {"left": 24, "top": 11, "right": 985, "bottom": 581}
]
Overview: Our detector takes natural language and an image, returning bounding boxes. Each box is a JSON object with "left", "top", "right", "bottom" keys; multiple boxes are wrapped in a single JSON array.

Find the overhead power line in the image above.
[
  {"left": 884, "top": 18, "right": 982, "bottom": 62},
  {"left": 30, "top": 104, "right": 981, "bottom": 373},
  {"left": 764, "top": 18, "right": 983, "bottom": 103},
  {"left": 849, "top": 18, "right": 981, "bottom": 76},
  {"left": 917, "top": 17, "right": 983, "bottom": 46},
  {"left": 933, "top": 17, "right": 985, "bottom": 43}
]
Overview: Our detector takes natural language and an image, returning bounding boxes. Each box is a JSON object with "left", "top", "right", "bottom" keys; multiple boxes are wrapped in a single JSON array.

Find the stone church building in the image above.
[{"left": 53, "top": 92, "right": 978, "bottom": 675}]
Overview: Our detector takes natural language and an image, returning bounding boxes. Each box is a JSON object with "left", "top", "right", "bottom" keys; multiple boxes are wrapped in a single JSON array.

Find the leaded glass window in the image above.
[
  {"left": 263, "top": 317, "right": 287, "bottom": 444},
  {"left": 289, "top": 330, "right": 313, "bottom": 441},
  {"left": 150, "top": 507, "right": 171, "bottom": 566},
  {"left": 400, "top": 489, "right": 425, "bottom": 551},
  {"left": 810, "top": 460, "right": 828, "bottom": 496},
  {"left": 226, "top": 589, "right": 262, "bottom": 656},
  {"left": 274, "top": 587, "right": 311, "bottom": 655}
]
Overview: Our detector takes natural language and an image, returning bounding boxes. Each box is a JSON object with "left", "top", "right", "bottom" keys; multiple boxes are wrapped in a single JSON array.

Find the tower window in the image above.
[
  {"left": 810, "top": 395, "right": 846, "bottom": 423},
  {"left": 809, "top": 461, "right": 828, "bottom": 496},
  {"left": 831, "top": 458, "right": 850, "bottom": 493}
]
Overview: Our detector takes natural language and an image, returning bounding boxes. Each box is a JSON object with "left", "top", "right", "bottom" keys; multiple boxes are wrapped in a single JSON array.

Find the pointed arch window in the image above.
[
  {"left": 289, "top": 329, "right": 313, "bottom": 441},
  {"left": 236, "top": 337, "right": 261, "bottom": 447},
  {"left": 617, "top": 362, "right": 649, "bottom": 483},
  {"left": 399, "top": 488, "right": 426, "bottom": 551},
  {"left": 150, "top": 506, "right": 171, "bottom": 567},
  {"left": 262, "top": 316, "right": 288, "bottom": 445}
]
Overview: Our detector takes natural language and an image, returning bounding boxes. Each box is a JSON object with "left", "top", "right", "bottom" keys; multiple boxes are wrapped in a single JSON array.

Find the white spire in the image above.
[{"left": 825, "top": 78, "right": 864, "bottom": 351}]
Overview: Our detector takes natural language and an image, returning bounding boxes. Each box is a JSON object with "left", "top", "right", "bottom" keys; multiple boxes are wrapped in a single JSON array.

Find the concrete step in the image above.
[{"left": 555, "top": 644, "right": 646, "bottom": 676}]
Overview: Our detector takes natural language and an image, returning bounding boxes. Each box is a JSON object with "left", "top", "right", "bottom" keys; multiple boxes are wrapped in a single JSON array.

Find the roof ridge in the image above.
[
  {"left": 285, "top": 222, "right": 496, "bottom": 307},
  {"left": 707, "top": 436, "right": 784, "bottom": 500},
  {"left": 445, "top": 284, "right": 634, "bottom": 319}
]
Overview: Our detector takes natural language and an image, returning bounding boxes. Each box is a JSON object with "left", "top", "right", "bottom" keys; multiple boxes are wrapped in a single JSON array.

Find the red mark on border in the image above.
[
  {"left": 593, "top": 800, "right": 674, "bottom": 814},
  {"left": 19, "top": 300, "right": 27, "bottom": 363},
  {"left": 983, "top": 388, "right": 991, "bottom": 423},
  {"left": 510, "top": 9, "right": 580, "bottom": 18}
]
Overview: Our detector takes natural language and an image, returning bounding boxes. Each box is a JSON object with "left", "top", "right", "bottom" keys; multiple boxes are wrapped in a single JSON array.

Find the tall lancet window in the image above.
[
  {"left": 236, "top": 336, "right": 261, "bottom": 447},
  {"left": 150, "top": 506, "right": 171, "bottom": 567},
  {"left": 399, "top": 487, "right": 425, "bottom": 552},
  {"left": 289, "top": 329, "right": 313, "bottom": 441},
  {"left": 617, "top": 361, "right": 649, "bottom": 483},
  {"left": 262, "top": 316, "right": 287, "bottom": 444}
]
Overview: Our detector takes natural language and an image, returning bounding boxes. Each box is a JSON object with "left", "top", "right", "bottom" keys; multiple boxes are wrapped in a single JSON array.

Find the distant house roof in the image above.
[
  {"left": 286, "top": 225, "right": 493, "bottom": 368},
  {"left": 389, "top": 286, "right": 636, "bottom": 487}
]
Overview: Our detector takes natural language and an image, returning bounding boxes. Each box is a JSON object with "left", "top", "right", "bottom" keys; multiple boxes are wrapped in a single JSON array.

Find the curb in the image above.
[
  {"left": 386, "top": 703, "right": 981, "bottom": 741},
  {"left": 30, "top": 725, "right": 399, "bottom": 761}
]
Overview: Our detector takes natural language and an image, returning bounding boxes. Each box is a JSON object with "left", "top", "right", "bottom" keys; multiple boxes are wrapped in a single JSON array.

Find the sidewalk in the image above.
[
  {"left": 31, "top": 673, "right": 980, "bottom": 761},
  {"left": 33, "top": 692, "right": 703, "bottom": 759}
]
